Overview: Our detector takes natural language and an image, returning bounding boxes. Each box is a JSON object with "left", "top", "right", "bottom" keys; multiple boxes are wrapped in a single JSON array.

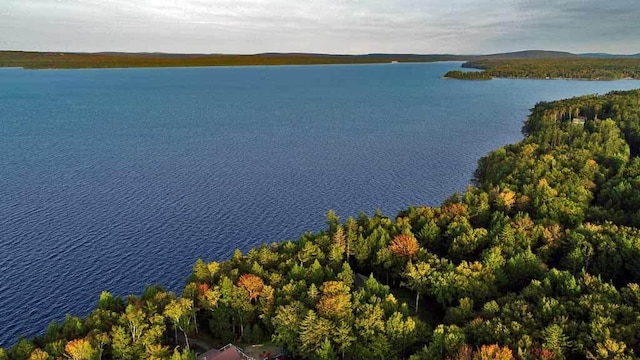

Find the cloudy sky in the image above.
[{"left": 1, "top": 0, "right": 638, "bottom": 54}]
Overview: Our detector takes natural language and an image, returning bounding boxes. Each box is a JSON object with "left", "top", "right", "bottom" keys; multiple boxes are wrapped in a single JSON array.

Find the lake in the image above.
[{"left": 1, "top": 62, "right": 639, "bottom": 346}]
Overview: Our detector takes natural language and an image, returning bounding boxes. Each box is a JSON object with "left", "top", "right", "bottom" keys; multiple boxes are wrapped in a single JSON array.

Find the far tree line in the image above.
[{"left": 461, "top": 58, "right": 640, "bottom": 80}]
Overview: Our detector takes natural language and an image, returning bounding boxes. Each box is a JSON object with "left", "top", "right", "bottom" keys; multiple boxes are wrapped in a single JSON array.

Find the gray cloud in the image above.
[{"left": 0, "top": 0, "right": 638, "bottom": 53}]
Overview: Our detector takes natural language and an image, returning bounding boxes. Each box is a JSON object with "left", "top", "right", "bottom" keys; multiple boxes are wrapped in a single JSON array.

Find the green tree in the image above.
[
  {"left": 191, "top": 259, "right": 211, "bottom": 282},
  {"left": 332, "top": 321, "right": 355, "bottom": 360},
  {"left": 386, "top": 312, "right": 417, "bottom": 358},
  {"left": 403, "top": 261, "right": 432, "bottom": 313},
  {"left": 326, "top": 210, "right": 341, "bottom": 234},
  {"left": 316, "top": 338, "right": 338, "bottom": 360},
  {"left": 164, "top": 298, "right": 195, "bottom": 350},
  {"left": 111, "top": 325, "right": 136, "bottom": 360},
  {"left": 299, "top": 310, "right": 333, "bottom": 357},
  {"left": 424, "top": 325, "right": 466, "bottom": 359},
  {"left": 542, "top": 324, "right": 568, "bottom": 358},
  {"left": 271, "top": 302, "right": 305, "bottom": 352},
  {"left": 10, "top": 339, "right": 35, "bottom": 360}
]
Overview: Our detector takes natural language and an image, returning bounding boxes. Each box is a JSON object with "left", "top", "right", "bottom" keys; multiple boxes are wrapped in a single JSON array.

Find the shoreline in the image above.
[
  {"left": 460, "top": 58, "right": 640, "bottom": 81},
  {"left": 443, "top": 72, "right": 638, "bottom": 82},
  {"left": 0, "top": 52, "right": 472, "bottom": 70},
  {"left": 0, "top": 61, "right": 457, "bottom": 71}
]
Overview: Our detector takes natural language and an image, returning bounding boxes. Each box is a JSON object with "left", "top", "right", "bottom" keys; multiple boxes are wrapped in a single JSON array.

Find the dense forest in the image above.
[
  {"left": 3, "top": 89, "right": 640, "bottom": 359},
  {"left": 0, "top": 51, "right": 469, "bottom": 69},
  {"left": 443, "top": 70, "right": 492, "bottom": 80},
  {"left": 462, "top": 58, "right": 640, "bottom": 80}
]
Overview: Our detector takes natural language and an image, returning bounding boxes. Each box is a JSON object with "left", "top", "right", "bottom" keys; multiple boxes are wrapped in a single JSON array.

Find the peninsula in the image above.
[{"left": 462, "top": 57, "right": 640, "bottom": 80}]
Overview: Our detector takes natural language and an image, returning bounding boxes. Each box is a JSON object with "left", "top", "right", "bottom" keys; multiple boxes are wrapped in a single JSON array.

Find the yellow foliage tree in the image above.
[
  {"left": 28, "top": 349, "right": 49, "bottom": 360},
  {"left": 496, "top": 189, "right": 516, "bottom": 211},
  {"left": 64, "top": 338, "right": 96, "bottom": 360},
  {"left": 316, "top": 281, "right": 352, "bottom": 319},
  {"left": 164, "top": 298, "right": 195, "bottom": 351},
  {"left": 592, "top": 339, "right": 629, "bottom": 359}
]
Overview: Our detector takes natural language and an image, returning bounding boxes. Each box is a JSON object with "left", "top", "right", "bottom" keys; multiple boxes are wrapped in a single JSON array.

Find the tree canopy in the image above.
[
  {"left": 443, "top": 70, "right": 492, "bottom": 80},
  {"left": 462, "top": 58, "right": 640, "bottom": 80}
]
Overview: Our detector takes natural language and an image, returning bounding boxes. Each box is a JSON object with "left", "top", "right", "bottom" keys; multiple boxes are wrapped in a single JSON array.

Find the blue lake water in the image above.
[{"left": 1, "top": 62, "right": 639, "bottom": 346}]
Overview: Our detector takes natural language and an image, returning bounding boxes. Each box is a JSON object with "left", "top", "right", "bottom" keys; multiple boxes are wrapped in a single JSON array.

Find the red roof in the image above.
[{"left": 198, "top": 345, "right": 247, "bottom": 360}]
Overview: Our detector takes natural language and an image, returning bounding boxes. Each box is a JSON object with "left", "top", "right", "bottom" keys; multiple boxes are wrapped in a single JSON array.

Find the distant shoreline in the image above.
[
  {"left": 3, "top": 51, "right": 640, "bottom": 82},
  {"left": 0, "top": 51, "right": 472, "bottom": 70},
  {"left": 443, "top": 75, "right": 639, "bottom": 81},
  {"left": 461, "top": 58, "right": 640, "bottom": 81},
  {"left": 2, "top": 49, "right": 639, "bottom": 70}
]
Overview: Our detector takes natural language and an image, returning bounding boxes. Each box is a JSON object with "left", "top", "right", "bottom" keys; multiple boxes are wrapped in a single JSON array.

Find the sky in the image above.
[{"left": 1, "top": 0, "right": 639, "bottom": 54}]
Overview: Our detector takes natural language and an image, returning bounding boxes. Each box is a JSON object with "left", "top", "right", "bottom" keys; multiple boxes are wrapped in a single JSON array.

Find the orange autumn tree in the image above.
[
  {"left": 441, "top": 203, "right": 468, "bottom": 218},
  {"left": 238, "top": 274, "right": 264, "bottom": 302},
  {"left": 197, "top": 282, "right": 210, "bottom": 294},
  {"left": 389, "top": 234, "right": 419, "bottom": 259},
  {"left": 473, "top": 344, "right": 514, "bottom": 360}
]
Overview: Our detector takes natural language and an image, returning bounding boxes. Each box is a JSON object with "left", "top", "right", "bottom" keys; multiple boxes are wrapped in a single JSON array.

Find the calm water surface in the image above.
[{"left": 1, "top": 62, "right": 639, "bottom": 346}]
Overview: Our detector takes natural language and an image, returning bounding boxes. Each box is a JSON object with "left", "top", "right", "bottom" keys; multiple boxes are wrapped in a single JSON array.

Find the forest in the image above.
[
  {"left": 0, "top": 51, "right": 468, "bottom": 69},
  {"left": 462, "top": 58, "right": 640, "bottom": 80},
  {"left": 443, "top": 70, "right": 492, "bottom": 80},
  {"left": 3, "top": 89, "right": 640, "bottom": 359}
]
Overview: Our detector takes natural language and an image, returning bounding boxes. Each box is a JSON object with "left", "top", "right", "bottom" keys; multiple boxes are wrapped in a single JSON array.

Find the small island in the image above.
[{"left": 443, "top": 70, "right": 492, "bottom": 80}]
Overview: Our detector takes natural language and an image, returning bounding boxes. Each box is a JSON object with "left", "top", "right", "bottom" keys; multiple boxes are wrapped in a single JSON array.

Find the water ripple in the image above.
[{"left": 1, "top": 63, "right": 640, "bottom": 347}]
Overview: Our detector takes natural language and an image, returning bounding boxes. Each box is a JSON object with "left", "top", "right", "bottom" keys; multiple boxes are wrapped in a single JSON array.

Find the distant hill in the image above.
[
  {"left": 84, "top": 51, "right": 640, "bottom": 60},
  {"left": 476, "top": 50, "right": 579, "bottom": 60},
  {"left": 90, "top": 50, "right": 640, "bottom": 60},
  {"left": 93, "top": 52, "right": 220, "bottom": 58},
  {"left": 253, "top": 53, "right": 473, "bottom": 61}
]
